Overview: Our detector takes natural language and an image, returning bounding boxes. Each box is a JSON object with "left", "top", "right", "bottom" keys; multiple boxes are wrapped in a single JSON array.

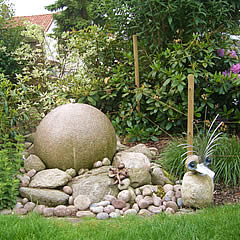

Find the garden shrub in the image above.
[{"left": 0, "top": 136, "right": 23, "bottom": 210}]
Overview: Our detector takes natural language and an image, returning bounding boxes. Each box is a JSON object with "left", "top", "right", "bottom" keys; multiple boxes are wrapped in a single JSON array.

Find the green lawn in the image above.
[{"left": 1, "top": 205, "right": 240, "bottom": 240}]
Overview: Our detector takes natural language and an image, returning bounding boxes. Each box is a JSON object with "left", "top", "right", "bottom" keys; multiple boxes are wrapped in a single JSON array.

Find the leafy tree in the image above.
[
  {"left": 45, "top": 0, "right": 109, "bottom": 34},
  {"left": 0, "top": 0, "right": 24, "bottom": 82}
]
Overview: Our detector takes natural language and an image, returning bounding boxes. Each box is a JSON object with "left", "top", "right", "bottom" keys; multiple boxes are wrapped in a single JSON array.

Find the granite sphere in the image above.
[{"left": 34, "top": 103, "right": 117, "bottom": 171}]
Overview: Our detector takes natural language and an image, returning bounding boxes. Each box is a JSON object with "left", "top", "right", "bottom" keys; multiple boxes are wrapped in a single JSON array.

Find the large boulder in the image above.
[
  {"left": 181, "top": 171, "right": 214, "bottom": 208},
  {"left": 34, "top": 103, "right": 117, "bottom": 171},
  {"left": 29, "top": 169, "right": 72, "bottom": 188},
  {"left": 69, "top": 166, "right": 119, "bottom": 203},
  {"left": 19, "top": 187, "right": 69, "bottom": 207}
]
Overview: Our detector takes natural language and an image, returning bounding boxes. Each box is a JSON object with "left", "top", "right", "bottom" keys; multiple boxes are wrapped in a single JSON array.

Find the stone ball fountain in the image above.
[{"left": 34, "top": 103, "right": 117, "bottom": 171}]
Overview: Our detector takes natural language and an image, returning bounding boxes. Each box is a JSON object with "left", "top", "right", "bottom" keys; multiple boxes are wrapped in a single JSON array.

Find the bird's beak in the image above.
[{"left": 195, "top": 163, "right": 215, "bottom": 179}]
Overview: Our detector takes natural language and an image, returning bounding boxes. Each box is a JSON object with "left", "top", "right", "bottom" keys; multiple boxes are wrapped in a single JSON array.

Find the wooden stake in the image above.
[
  {"left": 187, "top": 74, "right": 194, "bottom": 157},
  {"left": 133, "top": 35, "right": 140, "bottom": 113}
]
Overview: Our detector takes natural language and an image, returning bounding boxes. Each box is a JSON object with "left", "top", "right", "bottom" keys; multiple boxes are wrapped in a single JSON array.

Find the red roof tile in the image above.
[{"left": 13, "top": 14, "right": 53, "bottom": 32}]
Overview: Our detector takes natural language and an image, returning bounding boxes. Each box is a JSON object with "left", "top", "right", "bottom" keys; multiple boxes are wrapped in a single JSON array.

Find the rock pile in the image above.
[{"left": 4, "top": 137, "right": 185, "bottom": 219}]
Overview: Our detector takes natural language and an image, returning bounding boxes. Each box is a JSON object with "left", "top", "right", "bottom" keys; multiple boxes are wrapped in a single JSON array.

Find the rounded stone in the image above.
[
  {"left": 63, "top": 186, "right": 73, "bottom": 195},
  {"left": 74, "top": 195, "right": 92, "bottom": 211},
  {"left": 34, "top": 103, "right": 117, "bottom": 171},
  {"left": 117, "top": 190, "right": 131, "bottom": 202},
  {"left": 96, "top": 212, "right": 109, "bottom": 220}
]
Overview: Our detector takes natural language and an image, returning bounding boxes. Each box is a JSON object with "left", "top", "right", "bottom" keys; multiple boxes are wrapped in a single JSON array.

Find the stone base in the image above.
[{"left": 182, "top": 172, "right": 214, "bottom": 208}]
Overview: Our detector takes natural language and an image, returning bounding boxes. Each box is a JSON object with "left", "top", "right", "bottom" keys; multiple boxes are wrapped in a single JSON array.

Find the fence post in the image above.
[
  {"left": 187, "top": 74, "right": 194, "bottom": 157},
  {"left": 133, "top": 35, "right": 140, "bottom": 113}
]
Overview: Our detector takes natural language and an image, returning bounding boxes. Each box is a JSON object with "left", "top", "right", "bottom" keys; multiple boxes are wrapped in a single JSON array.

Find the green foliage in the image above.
[
  {"left": 0, "top": 136, "right": 23, "bottom": 210},
  {"left": 159, "top": 134, "right": 240, "bottom": 186}
]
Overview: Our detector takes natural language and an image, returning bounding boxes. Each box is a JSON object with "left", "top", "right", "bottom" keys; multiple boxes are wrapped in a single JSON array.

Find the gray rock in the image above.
[
  {"left": 132, "top": 203, "right": 139, "bottom": 212},
  {"left": 111, "top": 199, "right": 126, "bottom": 209},
  {"left": 0, "top": 209, "right": 12, "bottom": 215},
  {"left": 135, "top": 195, "right": 144, "bottom": 204},
  {"left": 74, "top": 195, "right": 91, "bottom": 211},
  {"left": 165, "top": 207, "right": 175, "bottom": 214},
  {"left": 148, "top": 205, "right": 162, "bottom": 214},
  {"left": 173, "top": 184, "right": 182, "bottom": 192},
  {"left": 76, "top": 211, "right": 95, "bottom": 218},
  {"left": 139, "top": 185, "right": 158, "bottom": 193},
  {"left": 54, "top": 205, "right": 72, "bottom": 217},
  {"left": 102, "top": 158, "right": 111, "bottom": 166},
  {"left": 142, "top": 187, "right": 152, "bottom": 196},
  {"left": 68, "top": 196, "right": 74, "bottom": 205},
  {"left": 118, "top": 178, "right": 130, "bottom": 190},
  {"left": 65, "top": 168, "right": 77, "bottom": 177},
  {"left": 138, "top": 199, "right": 150, "bottom": 209},
  {"left": 29, "top": 169, "right": 72, "bottom": 188},
  {"left": 128, "top": 186, "right": 136, "bottom": 202},
  {"left": 24, "top": 142, "right": 32, "bottom": 149},
  {"left": 164, "top": 190, "right": 175, "bottom": 201},
  {"left": 34, "top": 103, "right": 117, "bottom": 171},
  {"left": 69, "top": 166, "right": 118, "bottom": 203},
  {"left": 118, "top": 190, "right": 131, "bottom": 202},
  {"left": 135, "top": 188, "right": 141, "bottom": 195},
  {"left": 122, "top": 203, "right": 131, "bottom": 212},
  {"left": 67, "top": 206, "right": 78, "bottom": 216},
  {"left": 109, "top": 212, "right": 121, "bottom": 218},
  {"left": 128, "top": 168, "right": 151, "bottom": 188},
  {"left": 19, "top": 187, "right": 69, "bottom": 207},
  {"left": 113, "top": 152, "right": 151, "bottom": 169},
  {"left": 151, "top": 167, "right": 171, "bottom": 185},
  {"left": 153, "top": 195, "right": 161, "bottom": 207},
  {"left": 43, "top": 207, "right": 55, "bottom": 217},
  {"left": 26, "top": 169, "right": 37, "bottom": 178},
  {"left": 96, "top": 212, "right": 109, "bottom": 220},
  {"left": 90, "top": 206, "right": 104, "bottom": 214},
  {"left": 13, "top": 208, "right": 28, "bottom": 215},
  {"left": 124, "top": 209, "right": 137, "bottom": 216},
  {"left": 104, "top": 205, "right": 115, "bottom": 213},
  {"left": 33, "top": 205, "right": 45, "bottom": 215},
  {"left": 24, "top": 154, "right": 46, "bottom": 172},
  {"left": 22, "top": 198, "right": 29, "bottom": 205},
  {"left": 14, "top": 202, "right": 23, "bottom": 209},
  {"left": 93, "top": 161, "right": 103, "bottom": 168},
  {"left": 144, "top": 196, "right": 154, "bottom": 205},
  {"left": 182, "top": 171, "right": 214, "bottom": 208},
  {"left": 177, "top": 198, "right": 183, "bottom": 208},
  {"left": 104, "top": 195, "right": 116, "bottom": 203},
  {"left": 24, "top": 202, "right": 36, "bottom": 212},
  {"left": 124, "top": 144, "right": 155, "bottom": 159},
  {"left": 63, "top": 186, "right": 73, "bottom": 195},
  {"left": 164, "top": 201, "right": 178, "bottom": 212},
  {"left": 96, "top": 201, "right": 110, "bottom": 207},
  {"left": 138, "top": 209, "right": 152, "bottom": 216},
  {"left": 27, "top": 144, "right": 35, "bottom": 154},
  {"left": 163, "top": 184, "right": 174, "bottom": 193}
]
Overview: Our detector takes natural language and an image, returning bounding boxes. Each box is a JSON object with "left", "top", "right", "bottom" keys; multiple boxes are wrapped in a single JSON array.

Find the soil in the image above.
[{"left": 125, "top": 136, "right": 240, "bottom": 206}]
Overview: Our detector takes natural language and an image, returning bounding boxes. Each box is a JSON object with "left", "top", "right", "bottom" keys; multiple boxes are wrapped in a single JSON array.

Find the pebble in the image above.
[
  {"left": 135, "top": 195, "right": 143, "bottom": 204},
  {"left": 63, "top": 186, "right": 73, "bottom": 195},
  {"left": 153, "top": 196, "right": 161, "bottom": 207},
  {"left": 33, "top": 205, "right": 45, "bottom": 215},
  {"left": 43, "top": 207, "right": 55, "bottom": 217},
  {"left": 22, "top": 198, "right": 29, "bottom": 205},
  {"left": 93, "top": 161, "right": 102, "bottom": 168},
  {"left": 26, "top": 169, "right": 37, "bottom": 178},
  {"left": 104, "top": 195, "right": 116, "bottom": 203},
  {"left": 96, "top": 212, "right": 109, "bottom": 220},
  {"left": 118, "top": 190, "right": 131, "bottom": 202},
  {"left": 148, "top": 205, "right": 162, "bottom": 214},
  {"left": 13, "top": 208, "right": 28, "bottom": 215},
  {"left": 138, "top": 199, "right": 150, "bottom": 209},
  {"left": 132, "top": 203, "right": 139, "bottom": 212},
  {"left": 144, "top": 196, "right": 153, "bottom": 205},
  {"left": 104, "top": 205, "right": 115, "bottom": 213},
  {"left": 142, "top": 187, "right": 152, "bottom": 196},
  {"left": 67, "top": 206, "right": 78, "bottom": 216},
  {"left": 112, "top": 199, "right": 126, "bottom": 209},
  {"left": 96, "top": 201, "right": 110, "bottom": 207},
  {"left": 102, "top": 158, "right": 111, "bottom": 166},
  {"left": 177, "top": 198, "right": 183, "bottom": 208},
  {"left": 24, "top": 202, "right": 36, "bottom": 212},
  {"left": 54, "top": 205, "right": 72, "bottom": 217},
  {"left": 122, "top": 203, "right": 130, "bottom": 212},
  {"left": 68, "top": 196, "right": 74, "bottom": 205},
  {"left": 90, "top": 206, "right": 104, "bottom": 214},
  {"left": 109, "top": 212, "right": 121, "bottom": 218},
  {"left": 138, "top": 209, "right": 152, "bottom": 216},
  {"left": 164, "top": 201, "right": 178, "bottom": 212},
  {"left": 118, "top": 178, "right": 130, "bottom": 190},
  {"left": 76, "top": 211, "right": 95, "bottom": 218},
  {"left": 65, "top": 168, "right": 76, "bottom": 177},
  {"left": 163, "top": 184, "right": 174, "bottom": 193},
  {"left": 135, "top": 188, "right": 141, "bottom": 195},
  {"left": 124, "top": 209, "right": 137, "bottom": 216},
  {"left": 74, "top": 195, "right": 91, "bottom": 211},
  {"left": 165, "top": 207, "right": 175, "bottom": 214}
]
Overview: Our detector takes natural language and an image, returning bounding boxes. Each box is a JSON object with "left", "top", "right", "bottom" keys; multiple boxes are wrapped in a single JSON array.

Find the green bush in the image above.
[
  {"left": 0, "top": 136, "right": 23, "bottom": 210},
  {"left": 158, "top": 134, "right": 240, "bottom": 186}
]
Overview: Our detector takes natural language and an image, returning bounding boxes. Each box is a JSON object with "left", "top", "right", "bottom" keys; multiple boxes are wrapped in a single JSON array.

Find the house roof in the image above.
[{"left": 13, "top": 14, "right": 53, "bottom": 32}]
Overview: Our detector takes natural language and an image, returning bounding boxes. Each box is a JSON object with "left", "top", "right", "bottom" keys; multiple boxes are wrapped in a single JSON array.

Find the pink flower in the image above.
[
  {"left": 230, "top": 63, "right": 240, "bottom": 74},
  {"left": 217, "top": 49, "right": 225, "bottom": 57},
  {"left": 229, "top": 50, "right": 238, "bottom": 59}
]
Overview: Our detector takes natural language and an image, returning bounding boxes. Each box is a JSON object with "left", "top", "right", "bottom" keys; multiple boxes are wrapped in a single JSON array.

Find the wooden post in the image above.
[
  {"left": 187, "top": 74, "right": 194, "bottom": 157},
  {"left": 133, "top": 35, "right": 140, "bottom": 113}
]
